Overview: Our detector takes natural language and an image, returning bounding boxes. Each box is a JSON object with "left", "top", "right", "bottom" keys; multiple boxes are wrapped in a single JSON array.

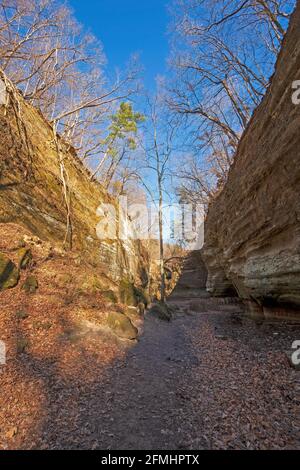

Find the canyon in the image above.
[
  {"left": 1, "top": 4, "right": 300, "bottom": 322},
  {"left": 202, "top": 1, "right": 300, "bottom": 320},
  {"left": 0, "top": 0, "right": 299, "bottom": 452}
]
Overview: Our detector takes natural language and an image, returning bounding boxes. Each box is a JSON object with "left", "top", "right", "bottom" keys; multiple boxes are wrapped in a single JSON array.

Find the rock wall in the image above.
[
  {"left": 0, "top": 72, "right": 149, "bottom": 289},
  {"left": 202, "top": 2, "right": 300, "bottom": 319}
]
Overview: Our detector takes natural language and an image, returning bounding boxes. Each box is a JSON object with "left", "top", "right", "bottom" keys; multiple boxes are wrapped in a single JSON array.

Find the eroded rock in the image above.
[
  {"left": 0, "top": 77, "right": 150, "bottom": 293},
  {"left": 0, "top": 252, "right": 19, "bottom": 290},
  {"left": 17, "top": 247, "right": 32, "bottom": 269},
  {"left": 107, "top": 311, "right": 138, "bottom": 340},
  {"left": 202, "top": 4, "right": 300, "bottom": 320}
]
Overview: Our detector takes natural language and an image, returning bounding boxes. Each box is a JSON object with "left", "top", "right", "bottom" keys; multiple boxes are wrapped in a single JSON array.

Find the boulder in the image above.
[
  {"left": 149, "top": 302, "right": 173, "bottom": 322},
  {"left": 125, "top": 306, "right": 141, "bottom": 319},
  {"left": 17, "top": 247, "right": 32, "bottom": 269},
  {"left": 107, "top": 311, "right": 138, "bottom": 340},
  {"left": 0, "top": 252, "right": 19, "bottom": 290}
]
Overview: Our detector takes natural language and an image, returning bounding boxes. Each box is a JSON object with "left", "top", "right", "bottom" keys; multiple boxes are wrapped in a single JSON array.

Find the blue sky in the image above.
[{"left": 70, "top": 0, "right": 170, "bottom": 92}]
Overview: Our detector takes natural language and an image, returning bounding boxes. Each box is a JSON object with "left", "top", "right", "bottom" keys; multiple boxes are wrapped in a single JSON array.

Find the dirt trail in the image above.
[
  {"left": 29, "top": 303, "right": 299, "bottom": 450},
  {"left": 82, "top": 309, "right": 300, "bottom": 450},
  {"left": 3, "top": 252, "right": 300, "bottom": 450},
  {"left": 36, "top": 253, "right": 300, "bottom": 450}
]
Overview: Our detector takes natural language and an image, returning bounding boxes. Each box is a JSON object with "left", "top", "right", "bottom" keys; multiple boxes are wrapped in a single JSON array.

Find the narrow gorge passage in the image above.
[
  {"left": 15, "top": 253, "right": 300, "bottom": 451},
  {"left": 1, "top": 0, "right": 300, "bottom": 458}
]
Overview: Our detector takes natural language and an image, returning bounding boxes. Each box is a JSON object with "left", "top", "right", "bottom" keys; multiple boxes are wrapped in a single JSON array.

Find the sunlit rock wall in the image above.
[
  {"left": 202, "top": 3, "right": 300, "bottom": 319},
  {"left": 0, "top": 72, "right": 149, "bottom": 287}
]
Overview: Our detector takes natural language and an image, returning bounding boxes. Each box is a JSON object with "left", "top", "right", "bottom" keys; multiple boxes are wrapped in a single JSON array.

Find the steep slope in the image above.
[
  {"left": 202, "top": 2, "right": 300, "bottom": 319},
  {"left": 0, "top": 74, "right": 154, "bottom": 448},
  {"left": 0, "top": 72, "right": 148, "bottom": 289}
]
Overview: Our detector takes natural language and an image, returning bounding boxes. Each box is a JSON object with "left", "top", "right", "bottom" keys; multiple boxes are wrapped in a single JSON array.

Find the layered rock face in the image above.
[
  {"left": 202, "top": 3, "right": 300, "bottom": 318},
  {"left": 0, "top": 73, "right": 148, "bottom": 289}
]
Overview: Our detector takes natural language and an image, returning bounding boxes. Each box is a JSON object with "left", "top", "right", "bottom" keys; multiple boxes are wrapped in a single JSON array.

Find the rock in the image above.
[
  {"left": 17, "top": 247, "right": 32, "bottom": 269},
  {"left": 22, "top": 275, "right": 38, "bottom": 293},
  {"left": 136, "top": 288, "right": 151, "bottom": 308},
  {"left": 125, "top": 306, "right": 141, "bottom": 319},
  {"left": 0, "top": 77, "right": 150, "bottom": 293},
  {"left": 138, "top": 302, "right": 145, "bottom": 316},
  {"left": 119, "top": 279, "right": 138, "bottom": 306},
  {"left": 202, "top": 5, "right": 300, "bottom": 320},
  {"left": 0, "top": 252, "right": 19, "bottom": 290},
  {"left": 285, "top": 350, "right": 300, "bottom": 371},
  {"left": 107, "top": 311, "right": 138, "bottom": 340},
  {"left": 79, "top": 274, "right": 104, "bottom": 294},
  {"left": 119, "top": 279, "right": 150, "bottom": 307},
  {"left": 215, "top": 334, "right": 228, "bottom": 341},
  {"left": 149, "top": 302, "right": 173, "bottom": 322}
]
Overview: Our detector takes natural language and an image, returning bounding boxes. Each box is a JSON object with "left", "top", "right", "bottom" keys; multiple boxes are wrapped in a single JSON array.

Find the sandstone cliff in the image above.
[
  {"left": 0, "top": 72, "right": 149, "bottom": 291},
  {"left": 202, "top": 3, "right": 300, "bottom": 319}
]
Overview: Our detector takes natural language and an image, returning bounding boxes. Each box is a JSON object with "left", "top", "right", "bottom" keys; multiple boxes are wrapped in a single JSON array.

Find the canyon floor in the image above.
[
  {"left": 74, "top": 301, "right": 300, "bottom": 451},
  {"left": 1, "top": 240, "right": 300, "bottom": 450},
  {"left": 2, "top": 285, "right": 300, "bottom": 450}
]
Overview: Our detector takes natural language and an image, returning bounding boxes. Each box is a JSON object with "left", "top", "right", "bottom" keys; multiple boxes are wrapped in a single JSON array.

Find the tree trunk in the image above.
[{"left": 158, "top": 179, "right": 166, "bottom": 303}]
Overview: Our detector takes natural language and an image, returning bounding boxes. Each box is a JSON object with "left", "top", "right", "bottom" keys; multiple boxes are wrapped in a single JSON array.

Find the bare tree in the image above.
[
  {"left": 168, "top": 0, "right": 295, "bottom": 204},
  {"left": 0, "top": 1, "right": 140, "bottom": 178},
  {"left": 141, "top": 94, "right": 178, "bottom": 303},
  {"left": 0, "top": 0, "right": 142, "bottom": 248}
]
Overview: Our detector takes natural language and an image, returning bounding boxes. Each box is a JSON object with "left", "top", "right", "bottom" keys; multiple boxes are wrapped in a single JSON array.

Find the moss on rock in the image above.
[
  {"left": 17, "top": 247, "right": 32, "bottom": 269},
  {"left": 119, "top": 279, "right": 150, "bottom": 307},
  {"left": 134, "top": 287, "right": 150, "bottom": 307},
  {"left": 119, "top": 279, "right": 137, "bottom": 306},
  {"left": 0, "top": 252, "right": 19, "bottom": 290},
  {"left": 79, "top": 274, "right": 104, "bottom": 294},
  {"left": 102, "top": 290, "right": 118, "bottom": 303},
  {"left": 107, "top": 311, "right": 138, "bottom": 340}
]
